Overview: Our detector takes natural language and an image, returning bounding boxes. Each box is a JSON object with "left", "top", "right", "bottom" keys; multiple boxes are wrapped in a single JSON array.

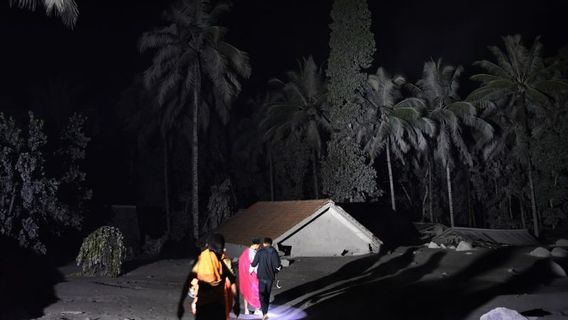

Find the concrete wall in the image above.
[{"left": 280, "top": 207, "right": 376, "bottom": 257}]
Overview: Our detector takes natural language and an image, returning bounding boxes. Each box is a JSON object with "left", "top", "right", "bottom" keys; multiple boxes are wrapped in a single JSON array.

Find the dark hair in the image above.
[
  {"left": 263, "top": 237, "right": 273, "bottom": 245},
  {"left": 251, "top": 238, "right": 261, "bottom": 245},
  {"left": 207, "top": 233, "right": 225, "bottom": 255}
]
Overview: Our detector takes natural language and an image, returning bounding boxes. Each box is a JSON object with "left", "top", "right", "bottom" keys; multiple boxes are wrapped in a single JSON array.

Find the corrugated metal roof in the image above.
[{"left": 215, "top": 199, "right": 332, "bottom": 246}]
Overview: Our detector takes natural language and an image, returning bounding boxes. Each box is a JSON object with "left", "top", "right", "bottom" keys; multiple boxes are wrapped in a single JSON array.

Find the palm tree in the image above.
[
  {"left": 10, "top": 0, "right": 79, "bottom": 27},
  {"left": 357, "top": 67, "right": 434, "bottom": 212},
  {"left": 139, "top": 0, "right": 251, "bottom": 240},
  {"left": 261, "top": 56, "right": 329, "bottom": 199},
  {"left": 411, "top": 59, "right": 493, "bottom": 227},
  {"left": 468, "top": 35, "right": 568, "bottom": 237}
]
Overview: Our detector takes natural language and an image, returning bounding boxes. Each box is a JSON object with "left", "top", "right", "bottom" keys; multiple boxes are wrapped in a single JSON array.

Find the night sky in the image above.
[{"left": 1, "top": 0, "right": 567, "bottom": 202}]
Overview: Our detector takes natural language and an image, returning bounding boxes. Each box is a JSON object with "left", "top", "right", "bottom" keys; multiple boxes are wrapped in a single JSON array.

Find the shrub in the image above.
[{"left": 76, "top": 226, "right": 126, "bottom": 277}]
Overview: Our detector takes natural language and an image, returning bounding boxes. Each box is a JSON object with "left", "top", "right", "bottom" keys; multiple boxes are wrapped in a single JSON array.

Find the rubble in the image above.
[
  {"left": 456, "top": 241, "right": 473, "bottom": 251},
  {"left": 529, "top": 247, "right": 551, "bottom": 258},
  {"left": 551, "top": 247, "right": 568, "bottom": 258}
]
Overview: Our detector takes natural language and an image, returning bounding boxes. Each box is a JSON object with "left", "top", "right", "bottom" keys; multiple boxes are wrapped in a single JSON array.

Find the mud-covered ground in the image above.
[{"left": 6, "top": 245, "right": 568, "bottom": 320}]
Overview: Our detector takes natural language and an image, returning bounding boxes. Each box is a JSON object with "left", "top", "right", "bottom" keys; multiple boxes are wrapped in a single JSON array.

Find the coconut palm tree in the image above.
[
  {"left": 10, "top": 0, "right": 79, "bottom": 27},
  {"left": 468, "top": 35, "right": 568, "bottom": 237},
  {"left": 261, "top": 56, "right": 329, "bottom": 199},
  {"left": 357, "top": 67, "right": 434, "bottom": 212},
  {"left": 139, "top": 0, "right": 251, "bottom": 239},
  {"left": 410, "top": 59, "right": 493, "bottom": 227}
]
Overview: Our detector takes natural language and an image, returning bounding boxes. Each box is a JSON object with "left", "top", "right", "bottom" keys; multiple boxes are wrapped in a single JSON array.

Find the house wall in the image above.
[
  {"left": 280, "top": 207, "right": 378, "bottom": 257},
  {"left": 225, "top": 242, "right": 247, "bottom": 260}
]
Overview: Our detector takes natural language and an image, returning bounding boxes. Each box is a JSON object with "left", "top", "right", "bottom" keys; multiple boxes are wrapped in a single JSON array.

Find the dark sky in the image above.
[
  {"left": 1, "top": 0, "right": 567, "bottom": 203},
  {"left": 1, "top": 0, "right": 567, "bottom": 105}
]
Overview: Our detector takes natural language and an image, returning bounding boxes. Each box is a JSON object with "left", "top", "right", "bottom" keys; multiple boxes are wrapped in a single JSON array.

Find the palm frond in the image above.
[
  {"left": 502, "top": 35, "right": 525, "bottom": 79},
  {"left": 535, "top": 79, "right": 568, "bottom": 96},
  {"left": 10, "top": 0, "right": 79, "bottom": 28},
  {"left": 524, "top": 36, "right": 544, "bottom": 80},
  {"left": 470, "top": 74, "right": 501, "bottom": 84},
  {"left": 472, "top": 60, "right": 510, "bottom": 79},
  {"left": 44, "top": 0, "right": 78, "bottom": 27},
  {"left": 448, "top": 101, "right": 476, "bottom": 118},
  {"left": 395, "top": 97, "right": 427, "bottom": 111},
  {"left": 391, "top": 107, "right": 420, "bottom": 122},
  {"left": 139, "top": 26, "right": 177, "bottom": 52},
  {"left": 209, "top": 0, "right": 232, "bottom": 22},
  {"left": 467, "top": 80, "right": 514, "bottom": 102}
]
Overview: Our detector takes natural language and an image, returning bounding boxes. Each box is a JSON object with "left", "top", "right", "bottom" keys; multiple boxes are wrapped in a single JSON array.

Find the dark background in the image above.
[{"left": 1, "top": 0, "right": 567, "bottom": 205}]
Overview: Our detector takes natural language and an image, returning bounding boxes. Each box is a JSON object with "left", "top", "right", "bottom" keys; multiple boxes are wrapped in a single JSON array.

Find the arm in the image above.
[
  {"left": 222, "top": 258, "right": 237, "bottom": 284},
  {"left": 177, "top": 260, "right": 199, "bottom": 319},
  {"left": 271, "top": 250, "right": 282, "bottom": 273},
  {"left": 251, "top": 249, "right": 261, "bottom": 268}
]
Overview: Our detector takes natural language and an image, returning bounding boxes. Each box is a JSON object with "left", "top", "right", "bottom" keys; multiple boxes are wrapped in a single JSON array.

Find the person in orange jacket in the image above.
[{"left": 177, "top": 233, "right": 240, "bottom": 320}]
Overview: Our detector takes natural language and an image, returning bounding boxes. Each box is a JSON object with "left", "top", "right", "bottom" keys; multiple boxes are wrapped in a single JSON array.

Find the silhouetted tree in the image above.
[
  {"left": 410, "top": 59, "right": 493, "bottom": 227},
  {"left": 468, "top": 35, "right": 568, "bottom": 236},
  {"left": 357, "top": 67, "right": 434, "bottom": 211},
  {"left": 0, "top": 112, "right": 88, "bottom": 253},
  {"left": 321, "top": 0, "right": 379, "bottom": 202},
  {"left": 139, "top": 0, "right": 251, "bottom": 239},
  {"left": 262, "top": 56, "right": 329, "bottom": 199}
]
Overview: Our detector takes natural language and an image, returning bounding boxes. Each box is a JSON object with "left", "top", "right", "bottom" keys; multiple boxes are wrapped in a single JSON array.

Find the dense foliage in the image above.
[
  {"left": 204, "top": 178, "right": 234, "bottom": 232},
  {"left": 0, "top": 112, "right": 88, "bottom": 253},
  {"left": 139, "top": 0, "right": 250, "bottom": 240},
  {"left": 76, "top": 226, "right": 126, "bottom": 277},
  {"left": 321, "top": 0, "right": 380, "bottom": 202}
]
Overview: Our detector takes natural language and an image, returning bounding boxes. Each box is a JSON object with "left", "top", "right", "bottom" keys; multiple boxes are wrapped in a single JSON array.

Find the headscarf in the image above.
[{"left": 193, "top": 249, "right": 223, "bottom": 285}]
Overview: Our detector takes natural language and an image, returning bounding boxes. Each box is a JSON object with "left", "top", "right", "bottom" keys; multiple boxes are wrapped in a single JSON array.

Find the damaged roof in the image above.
[
  {"left": 433, "top": 227, "right": 539, "bottom": 246},
  {"left": 215, "top": 199, "right": 332, "bottom": 246}
]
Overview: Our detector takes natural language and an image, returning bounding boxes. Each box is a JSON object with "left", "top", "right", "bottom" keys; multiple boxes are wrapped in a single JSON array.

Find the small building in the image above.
[{"left": 215, "top": 199, "right": 382, "bottom": 258}]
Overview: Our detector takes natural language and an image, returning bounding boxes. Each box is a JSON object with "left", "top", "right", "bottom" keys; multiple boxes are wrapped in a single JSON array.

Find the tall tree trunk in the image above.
[
  {"left": 268, "top": 146, "right": 274, "bottom": 201},
  {"left": 527, "top": 165, "right": 539, "bottom": 237},
  {"left": 386, "top": 141, "right": 396, "bottom": 212},
  {"left": 312, "top": 150, "right": 319, "bottom": 199},
  {"left": 466, "top": 168, "right": 473, "bottom": 227},
  {"left": 520, "top": 199, "right": 527, "bottom": 229},
  {"left": 521, "top": 94, "right": 539, "bottom": 237},
  {"left": 163, "top": 135, "right": 171, "bottom": 236},
  {"left": 191, "top": 86, "right": 200, "bottom": 240},
  {"left": 428, "top": 161, "right": 434, "bottom": 223},
  {"left": 446, "top": 165, "right": 455, "bottom": 227},
  {"left": 508, "top": 192, "right": 513, "bottom": 221},
  {"left": 421, "top": 186, "right": 428, "bottom": 222}
]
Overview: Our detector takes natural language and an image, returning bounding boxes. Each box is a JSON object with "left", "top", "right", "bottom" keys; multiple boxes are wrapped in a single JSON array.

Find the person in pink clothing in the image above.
[{"left": 238, "top": 238, "right": 261, "bottom": 314}]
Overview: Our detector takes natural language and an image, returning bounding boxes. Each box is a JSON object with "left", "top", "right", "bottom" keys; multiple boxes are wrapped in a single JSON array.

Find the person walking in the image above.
[
  {"left": 251, "top": 237, "right": 281, "bottom": 320},
  {"left": 177, "top": 233, "right": 240, "bottom": 320},
  {"left": 238, "top": 238, "right": 261, "bottom": 314}
]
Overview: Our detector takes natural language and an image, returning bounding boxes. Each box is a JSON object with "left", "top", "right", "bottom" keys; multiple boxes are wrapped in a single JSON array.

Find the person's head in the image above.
[
  {"left": 206, "top": 233, "right": 225, "bottom": 255},
  {"left": 251, "top": 238, "right": 261, "bottom": 250},
  {"left": 262, "top": 237, "right": 273, "bottom": 247}
]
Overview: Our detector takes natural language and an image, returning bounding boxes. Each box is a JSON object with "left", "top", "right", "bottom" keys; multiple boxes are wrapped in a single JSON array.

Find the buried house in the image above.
[{"left": 214, "top": 199, "right": 382, "bottom": 258}]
